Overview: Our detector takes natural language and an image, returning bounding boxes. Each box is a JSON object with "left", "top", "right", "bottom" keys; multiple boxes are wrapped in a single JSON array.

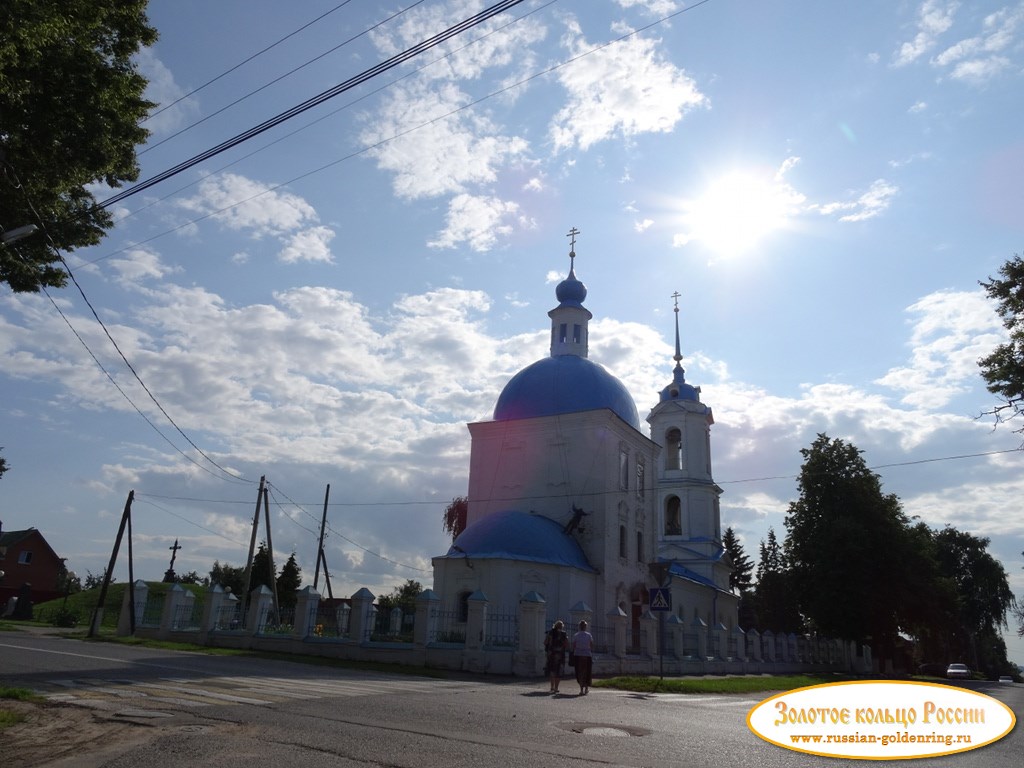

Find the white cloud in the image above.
[
  {"left": 875, "top": 290, "right": 1004, "bottom": 408},
  {"left": 818, "top": 179, "right": 899, "bottom": 222},
  {"left": 893, "top": 0, "right": 960, "bottom": 67},
  {"left": 134, "top": 47, "right": 201, "bottom": 135},
  {"left": 427, "top": 193, "right": 519, "bottom": 251},
  {"left": 550, "top": 25, "right": 706, "bottom": 150},
  {"left": 614, "top": 0, "right": 684, "bottom": 17},
  {"left": 926, "top": 2, "right": 1023, "bottom": 83},
  {"left": 278, "top": 226, "right": 336, "bottom": 264},
  {"left": 361, "top": 83, "right": 529, "bottom": 200},
  {"left": 178, "top": 173, "right": 319, "bottom": 238}
]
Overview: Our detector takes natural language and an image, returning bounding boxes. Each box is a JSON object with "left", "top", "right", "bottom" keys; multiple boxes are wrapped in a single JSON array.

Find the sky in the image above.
[{"left": 1, "top": 0, "right": 1023, "bottom": 662}]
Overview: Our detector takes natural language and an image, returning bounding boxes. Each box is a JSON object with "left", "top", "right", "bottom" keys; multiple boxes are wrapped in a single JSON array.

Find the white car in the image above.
[{"left": 946, "top": 663, "right": 970, "bottom": 679}]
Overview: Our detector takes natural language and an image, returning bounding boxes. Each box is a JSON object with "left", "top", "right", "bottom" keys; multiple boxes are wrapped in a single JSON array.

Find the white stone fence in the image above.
[{"left": 119, "top": 582, "right": 872, "bottom": 677}]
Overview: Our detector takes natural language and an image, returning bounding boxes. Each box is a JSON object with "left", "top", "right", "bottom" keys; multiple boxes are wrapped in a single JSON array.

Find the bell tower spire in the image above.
[{"left": 548, "top": 227, "right": 592, "bottom": 358}]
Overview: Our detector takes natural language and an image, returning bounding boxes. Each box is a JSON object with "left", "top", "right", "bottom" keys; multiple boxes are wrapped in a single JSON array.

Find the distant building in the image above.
[
  {"left": 0, "top": 526, "right": 66, "bottom": 606},
  {"left": 431, "top": 236, "right": 738, "bottom": 643}
]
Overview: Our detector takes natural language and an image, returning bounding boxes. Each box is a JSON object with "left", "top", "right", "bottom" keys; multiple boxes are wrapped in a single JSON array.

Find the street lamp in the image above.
[{"left": 0, "top": 224, "right": 38, "bottom": 246}]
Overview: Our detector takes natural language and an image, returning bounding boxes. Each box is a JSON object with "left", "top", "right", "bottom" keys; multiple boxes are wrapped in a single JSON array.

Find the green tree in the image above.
[
  {"left": 722, "top": 527, "right": 753, "bottom": 594},
  {"left": 276, "top": 553, "right": 302, "bottom": 611},
  {"left": 931, "top": 527, "right": 1016, "bottom": 676},
  {"left": 978, "top": 254, "right": 1024, "bottom": 434},
  {"left": 751, "top": 527, "right": 801, "bottom": 633},
  {"left": 83, "top": 568, "right": 114, "bottom": 590},
  {"left": 250, "top": 543, "right": 275, "bottom": 592},
  {"left": 442, "top": 496, "right": 468, "bottom": 540},
  {"left": 784, "top": 434, "right": 925, "bottom": 656},
  {"left": 0, "top": 0, "right": 157, "bottom": 292},
  {"left": 208, "top": 560, "right": 245, "bottom": 595},
  {"left": 0, "top": 447, "right": 7, "bottom": 480},
  {"left": 377, "top": 579, "right": 422, "bottom": 615}
]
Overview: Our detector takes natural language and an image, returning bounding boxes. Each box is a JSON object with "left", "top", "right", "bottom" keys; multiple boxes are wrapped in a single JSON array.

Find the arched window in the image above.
[
  {"left": 665, "top": 496, "right": 682, "bottom": 536},
  {"left": 619, "top": 525, "right": 627, "bottom": 559},
  {"left": 636, "top": 531, "right": 644, "bottom": 563},
  {"left": 666, "top": 428, "right": 682, "bottom": 470}
]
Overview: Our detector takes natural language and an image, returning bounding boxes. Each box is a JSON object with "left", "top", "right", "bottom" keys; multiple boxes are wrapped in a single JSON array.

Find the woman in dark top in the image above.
[{"left": 544, "top": 620, "right": 568, "bottom": 693}]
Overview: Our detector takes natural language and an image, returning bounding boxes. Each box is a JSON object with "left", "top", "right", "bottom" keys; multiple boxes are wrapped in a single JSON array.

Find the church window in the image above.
[
  {"left": 573, "top": 323, "right": 581, "bottom": 343},
  {"left": 636, "top": 457, "right": 645, "bottom": 499},
  {"left": 559, "top": 323, "right": 568, "bottom": 343},
  {"left": 665, "top": 496, "right": 682, "bottom": 536},
  {"left": 619, "top": 526, "right": 627, "bottom": 559},
  {"left": 458, "top": 591, "right": 472, "bottom": 622},
  {"left": 666, "top": 428, "right": 682, "bottom": 470},
  {"left": 619, "top": 448, "right": 629, "bottom": 490},
  {"left": 636, "top": 531, "right": 644, "bottom": 563}
]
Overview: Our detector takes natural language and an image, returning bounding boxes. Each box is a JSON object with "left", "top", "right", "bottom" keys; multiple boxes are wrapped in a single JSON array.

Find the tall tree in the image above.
[
  {"left": 751, "top": 527, "right": 801, "bottom": 633},
  {"left": 978, "top": 254, "right": 1024, "bottom": 433},
  {"left": 931, "top": 527, "right": 1016, "bottom": 676},
  {"left": 208, "top": 560, "right": 245, "bottom": 596},
  {"left": 0, "top": 1, "right": 156, "bottom": 292},
  {"left": 784, "top": 434, "right": 925, "bottom": 655},
  {"left": 250, "top": 543, "right": 275, "bottom": 593},
  {"left": 377, "top": 579, "right": 423, "bottom": 615},
  {"left": 442, "top": 496, "right": 468, "bottom": 540},
  {"left": 277, "top": 553, "right": 302, "bottom": 611},
  {"left": 0, "top": 448, "right": 7, "bottom": 480},
  {"left": 723, "top": 527, "right": 755, "bottom": 629},
  {"left": 722, "top": 527, "right": 753, "bottom": 594}
]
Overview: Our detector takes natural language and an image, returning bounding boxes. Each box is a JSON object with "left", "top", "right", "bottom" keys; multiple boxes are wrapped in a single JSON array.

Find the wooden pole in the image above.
[
  {"left": 314, "top": 484, "right": 330, "bottom": 590},
  {"left": 240, "top": 476, "right": 265, "bottom": 618},
  {"left": 262, "top": 485, "right": 280, "bottom": 619},
  {"left": 89, "top": 490, "right": 134, "bottom": 637},
  {"left": 127, "top": 505, "right": 136, "bottom": 635}
]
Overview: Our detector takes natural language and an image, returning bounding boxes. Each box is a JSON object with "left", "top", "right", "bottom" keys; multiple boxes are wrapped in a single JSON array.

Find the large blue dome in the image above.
[
  {"left": 493, "top": 355, "right": 640, "bottom": 429},
  {"left": 443, "top": 510, "right": 595, "bottom": 571}
]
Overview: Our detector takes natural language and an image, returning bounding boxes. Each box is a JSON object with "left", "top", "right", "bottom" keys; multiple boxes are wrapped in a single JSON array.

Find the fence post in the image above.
[
  {"left": 200, "top": 584, "right": 226, "bottom": 643},
  {"left": 747, "top": 628, "right": 762, "bottom": 662},
  {"left": 607, "top": 606, "right": 627, "bottom": 658},
  {"left": 414, "top": 589, "right": 440, "bottom": 648},
  {"left": 158, "top": 584, "right": 187, "bottom": 640},
  {"left": 640, "top": 609, "right": 658, "bottom": 657},
  {"left": 692, "top": 616, "right": 708, "bottom": 659},
  {"left": 292, "top": 585, "right": 320, "bottom": 639},
  {"left": 117, "top": 580, "right": 148, "bottom": 636},
  {"left": 667, "top": 614, "right": 685, "bottom": 658},
  {"left": 515, "top": 590, "right": 546, "bottom": 677},
  {"left": 247, "top": 585, "right": 274, "bottom": 635},
  {"left": 569, "top": 601, "right": 592, "bottom": 634},
  {"left": 732, "top": 625, "right": 747, "bottom": 662},
  {"left": 350, "top": 588, "right": 376, "bottom": 644},
  {"left": 465, "top": 590, "right": 488, "bottom": 651}
]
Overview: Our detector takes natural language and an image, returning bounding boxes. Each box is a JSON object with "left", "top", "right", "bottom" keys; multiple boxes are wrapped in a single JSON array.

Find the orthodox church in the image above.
[{"left": 431, "top": 234, "right": 738, "bottom": 641}]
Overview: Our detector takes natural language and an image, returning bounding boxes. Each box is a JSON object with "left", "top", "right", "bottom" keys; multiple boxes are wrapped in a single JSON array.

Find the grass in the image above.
[
  {"left": 593, "top": 672, "right": 862, "bottom": 695},
  {"left": 0, "top": 687, "right": 44, "bottom": 730}
]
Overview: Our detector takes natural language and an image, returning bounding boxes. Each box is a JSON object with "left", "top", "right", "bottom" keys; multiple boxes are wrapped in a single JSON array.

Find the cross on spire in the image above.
[
  {"left": 566, "top": 227, "right": 580, "bottom": 271},
  {"left": 168, "top": 538, "right": 181, "bottom": 571},
  {"left": 672, "top": 291, "right": 683, "bottom": 364}
]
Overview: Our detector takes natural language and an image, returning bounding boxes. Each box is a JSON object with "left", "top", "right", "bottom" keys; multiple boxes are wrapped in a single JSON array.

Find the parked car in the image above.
[
  {"left": 998, "top": 675, "right": 1014, "bottom": 683},
  {"left": 946, "top": 663, "right": 971, "bottom": 679}
]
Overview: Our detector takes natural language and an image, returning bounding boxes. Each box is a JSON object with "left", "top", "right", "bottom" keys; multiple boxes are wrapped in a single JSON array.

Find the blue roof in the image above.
[
  {"left": 441, "top": 510, "right": 596, "bottom": 571},
  {"left": 493, "top": 355, "right": 640, "bottom": 429}
]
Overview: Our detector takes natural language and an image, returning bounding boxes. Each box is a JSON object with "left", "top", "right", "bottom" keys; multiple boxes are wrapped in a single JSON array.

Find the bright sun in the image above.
[{"left": 676, "top": 169, "right": 802, "bottom": 257}]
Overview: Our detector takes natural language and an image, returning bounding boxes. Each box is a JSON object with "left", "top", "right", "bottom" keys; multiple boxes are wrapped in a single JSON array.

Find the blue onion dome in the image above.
[
  {"left": 445, "top": 510, "right": 596, "bottom": 571},
  {"left": 555, "top": 267, "right": 587, "bottom": 307},
  {"left": 494, "top": 355, "right": 641, "bottom": 429}
]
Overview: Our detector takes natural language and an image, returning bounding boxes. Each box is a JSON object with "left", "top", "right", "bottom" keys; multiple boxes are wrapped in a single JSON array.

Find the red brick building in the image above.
[{"left": 0, "top": 527, "right": 65, "bottom": 608}]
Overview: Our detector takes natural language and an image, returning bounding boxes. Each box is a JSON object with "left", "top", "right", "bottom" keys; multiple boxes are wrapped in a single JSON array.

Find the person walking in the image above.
[
  {"left": 571, "top": 619, "right": 593, "bottom": 695},
  {"left": 544, "top": 620, "right": 568, "bottom": 693}
]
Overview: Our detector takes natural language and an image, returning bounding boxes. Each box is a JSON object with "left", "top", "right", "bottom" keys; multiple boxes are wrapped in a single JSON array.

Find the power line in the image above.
[
  {"left": 99, "top": 0, "right": 528, "bottom": 209},
  {"left": 140, "top": 1, "right": 422, "bottom": 156},
  {"left": 142, "top": 0, "right": 360, "bottom": 127}
]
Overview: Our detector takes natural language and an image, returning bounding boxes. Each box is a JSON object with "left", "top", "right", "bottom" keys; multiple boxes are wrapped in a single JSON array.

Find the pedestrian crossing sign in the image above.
[{"left": 649, "top": 587, "right": 671, "bottom": 611}]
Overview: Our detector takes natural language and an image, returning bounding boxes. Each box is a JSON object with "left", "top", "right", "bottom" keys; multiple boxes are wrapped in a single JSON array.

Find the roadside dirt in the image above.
[{"left": 0, "top": 699, "right": 160, "bottom": 767}]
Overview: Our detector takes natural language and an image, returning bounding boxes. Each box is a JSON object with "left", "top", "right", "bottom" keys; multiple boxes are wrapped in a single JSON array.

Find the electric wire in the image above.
[
  {"left": 98, "top": 0, "right": 528, "bottom": 209},
  {"left": 141, "top": 0, "right": 359, "bottom": 127},
  {"left": 139, "top": 1, "right": 423, "bottom": 156}
]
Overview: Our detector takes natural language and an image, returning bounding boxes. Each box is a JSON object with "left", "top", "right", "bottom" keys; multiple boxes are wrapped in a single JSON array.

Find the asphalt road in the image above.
[{"left": 1, "top": 630, "right": 1020, "bottom": 768}]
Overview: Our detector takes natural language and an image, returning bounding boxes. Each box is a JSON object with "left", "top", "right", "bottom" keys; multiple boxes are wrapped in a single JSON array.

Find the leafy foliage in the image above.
[
  {"left": 0, "top": 0, "right": 156, "bottom": 292},
  {"left": 377, "top": 579, "right": 422, "bottom": 615},
  {"left": 722, "top": 527, "right": 753, "bottom": 594},
  {"left": 83, "top": 569, "right": 114, "bottom": 590},
  {"left": 783, "top": 434, "right": 929, "bottom": 653},
  {"left": 978, "top": 254, "right": 1024, "bottom": 432},
  {"left": 751, "top": 527, "right": 801, "bottom": 633},
  {"left": 208, "top": 560, "right": 245, "bottom": 595},
  {"left": 277, "top": 553, "right": 302, "bottom": 610},
  {"left": 0, "top": 448, "right": 7, "bottom": 480},
  {"left": 442, "top": 495, "right": 468, "bottom": 540}
]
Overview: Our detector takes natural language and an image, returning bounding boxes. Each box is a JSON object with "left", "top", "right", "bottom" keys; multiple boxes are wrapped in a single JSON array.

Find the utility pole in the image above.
[
  {"left": 262, "top": 485, "right": 280, "bottom": 620},
  {"left": 240, "top": 476, "right": 265, "bottom": 619},
  {"left": 89, "top": 490, "right": 134, "bottom": 637},
  {"left": 314, "top": 484, "right": 329, "bottom": 590}
]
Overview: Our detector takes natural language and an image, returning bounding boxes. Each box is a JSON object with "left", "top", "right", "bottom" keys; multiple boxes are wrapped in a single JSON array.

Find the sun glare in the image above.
[{"left": 677, "top": 169, "right": 802, "bottom": 257}]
